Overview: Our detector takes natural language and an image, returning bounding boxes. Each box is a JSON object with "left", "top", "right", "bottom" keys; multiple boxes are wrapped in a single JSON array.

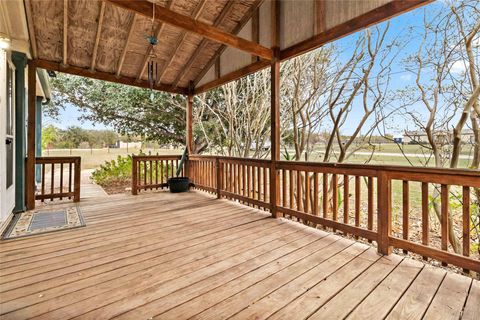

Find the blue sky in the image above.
[{"left": 48, "top": 1, "right": 459, "bottom": 136}]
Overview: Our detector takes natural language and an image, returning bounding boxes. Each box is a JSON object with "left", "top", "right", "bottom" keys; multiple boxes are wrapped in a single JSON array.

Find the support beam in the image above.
[
  {"left": 194, "top": 59, "right": 269, "bottom": 94},
  {"left": 280, "top": 0, "right": 432, "bottom": 61},
  {"left": 270, "top": 0, "right": 281, "bottom": 218},
  {"left": 90, "top": 1, "right": 106, "bottom": 71},
  {"left": 26, "top": 61, "right": 37, "bottom": 210},
  {"left": 186, "top": 84, "right": 194, "bottom": 154},
  {"left": 34, "top": 59, "right": 188, "bottom": 95},
  {"left": 156, "top": 0, "right": 207, "bottom": 85},
  {"left": 105, "top": 0, "right": 273, "bottom": 60},
  {"left": 63, "top": 0, "right": 68, "bottom": 66},
  {"left": 116, "top": 14, "right": 137, "bottom": 77},
  {"left": 192, "top": 0, "right": 264, "bottom": 87},
  {"left": 137, "top": 0, "right": 177, "bottom": 81}
]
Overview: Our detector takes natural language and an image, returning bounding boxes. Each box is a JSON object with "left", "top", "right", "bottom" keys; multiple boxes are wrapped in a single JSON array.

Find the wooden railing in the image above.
[
  {"left": 35, "top": 156, "right": 81, "bottom": 202},
  {"left": 133, "top": 154, "right": 480, "bottom": 273},
  {"left": 131, "top": 155, "right": 184, "bottom": 195},
  {"left": 189, "top": 156, "right": 272, "bottom": 210}
]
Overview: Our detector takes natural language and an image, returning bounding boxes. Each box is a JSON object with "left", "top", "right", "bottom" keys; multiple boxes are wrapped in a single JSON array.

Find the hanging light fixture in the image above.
[{"left": 146, "top": 2, "right": 159, "bottom": 101}]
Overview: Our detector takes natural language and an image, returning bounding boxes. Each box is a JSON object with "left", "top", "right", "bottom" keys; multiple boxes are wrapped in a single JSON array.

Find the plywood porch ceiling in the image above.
[{"left": 25, "top": 0, "right": 261, "bottom": 94}]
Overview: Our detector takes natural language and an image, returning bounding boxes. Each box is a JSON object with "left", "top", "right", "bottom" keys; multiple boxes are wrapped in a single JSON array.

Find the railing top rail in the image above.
[
  {"left": 132, "top": 155, "right": 182, "bottom": 161},
  {"left": 189, "top": 154, "right": 271, "bottom": 165},
  {"left": 36, "top": 156, "right": 81, "bottom": 163},
  {"left": 277, "top": 160, "right": 480, "bottom": 178}
]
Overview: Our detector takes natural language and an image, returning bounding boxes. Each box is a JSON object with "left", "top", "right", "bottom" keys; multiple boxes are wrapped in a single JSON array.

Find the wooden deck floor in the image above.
[{"left": 0, "top": 191, "right": 478, "bottom": 320}]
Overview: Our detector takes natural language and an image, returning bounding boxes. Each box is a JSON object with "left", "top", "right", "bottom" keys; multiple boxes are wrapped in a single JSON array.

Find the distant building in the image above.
[
  {"left": 115, "top": 141, "right": 142, "bottom": 149},
  {"left": 403, "top": 130, "right": 475, "bottom": 145}
]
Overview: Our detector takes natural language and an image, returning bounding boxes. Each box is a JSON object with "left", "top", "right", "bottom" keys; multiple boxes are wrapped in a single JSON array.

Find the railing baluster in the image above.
[
  {"left": 50, "top": 163, "right": 55, "bottom": 201},
  {"left": 297, "top": 170, "right": 302, "bottom": 212},
  {"left": 257, "top": 166, "right": 261, "bottom": 202},
  {"left": 332, "top": 174, "right": 338, "bottom": 225},
  {"left": 323, "top": 173, "right": 328, "bottom": 219},
  {"left": 155, "top": 160, "right": 158, "bottom": 188},
  {"left": 264, "top": 166, "right": 268, "bottom": 203},
  {"left": 282, "top": 169, "right": 286, "bottom": 207},
  {"left": 60, "top": 163, "right": 64, "bottom": 200},
  {"left": 441, "top": 184, "right": 448, "bottom": 266},
  {"left": 462, "top": 186, "right": 470, "bottom": 273},
  {"left": 343, "top": 175, "right": 349, "bottom": 226},
  {"left": 305, "top": 171, "right": 310, "bottom": 214},
  {"left": 355, "top": 175, "right": 360, "bottom": 239},
  {"left": 367, "top": 177, "right": 373, "bottom": 237},
  {"left": 68, "top": 162, "right": 72, "bottom": 197},
  {"left": 149, "top": 160, "right": 153, "bottom": 190},
  {"left": 402, "top": 180, "right": 409, "bottom": 253},
  {"left": 313, "top": 172, "right": 319, "bottom": 216},
  {"left": 41, "top": 163, "right": 46, "bottom": 202},
  {"left": 290, "top": 170, "right": 294, "bottom": 209},
  {"left": 421, "top": 182, "right": 429, "bottom": 260}
]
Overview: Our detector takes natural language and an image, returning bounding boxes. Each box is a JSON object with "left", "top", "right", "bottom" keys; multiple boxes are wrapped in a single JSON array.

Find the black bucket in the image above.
[{"left": 168, "top": 177, "right": 190, "bottom": 193}]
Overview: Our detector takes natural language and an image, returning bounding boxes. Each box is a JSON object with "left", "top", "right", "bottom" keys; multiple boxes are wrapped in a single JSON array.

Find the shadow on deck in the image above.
[{"left": 0, "top": 190, "right": 478, "bottom": 319}]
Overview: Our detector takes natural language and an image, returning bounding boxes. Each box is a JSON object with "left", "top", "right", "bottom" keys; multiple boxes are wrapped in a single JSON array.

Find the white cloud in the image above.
[
  {"left": 400, "top": 74, "right": 412, "bottom": 81},
  {"left": 450, "top": 60, "right": 468, "bottom": 74}
]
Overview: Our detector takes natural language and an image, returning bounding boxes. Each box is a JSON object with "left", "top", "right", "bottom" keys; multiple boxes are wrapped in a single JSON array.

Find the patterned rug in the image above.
[{"left": 2, "top": 206, "right": 85, "bottom": 240}]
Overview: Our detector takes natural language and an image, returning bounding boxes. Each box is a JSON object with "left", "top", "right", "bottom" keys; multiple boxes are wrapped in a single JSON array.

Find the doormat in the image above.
[{"left": 2, "top": 206, "right": 85, "bottom": 240}]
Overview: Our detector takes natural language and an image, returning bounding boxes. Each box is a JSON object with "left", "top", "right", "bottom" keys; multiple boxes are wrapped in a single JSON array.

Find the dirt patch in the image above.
[{"left": 100, "top": 181, "right": 130, "bottom": 195}]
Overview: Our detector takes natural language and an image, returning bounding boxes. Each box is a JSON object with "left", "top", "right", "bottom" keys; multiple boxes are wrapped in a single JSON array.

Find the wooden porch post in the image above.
[
  {"left": 26, "top": 61, "right": 37, "bottom": 210},
  {"left": 377, "top": 171, "right": 393, "bottom": 255},
  {"left": 186, "top": 84, "right": 194, "bottom": 155},
  {"left": 270, "top": 0, "right": 281, "bottom": 218}
]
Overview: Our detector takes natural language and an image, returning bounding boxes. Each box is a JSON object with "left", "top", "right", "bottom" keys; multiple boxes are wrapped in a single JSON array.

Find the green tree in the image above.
[
  {"left": 49, "top": 74, "right": 206, "bottom": 150},
  {"left": 41, "top": 125, "right": 59, "bottom": 149}
]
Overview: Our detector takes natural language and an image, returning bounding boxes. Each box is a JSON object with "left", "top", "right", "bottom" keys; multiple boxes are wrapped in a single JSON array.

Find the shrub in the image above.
[{"left": 91, "top": 155, "right": 133, "bottom": 186}]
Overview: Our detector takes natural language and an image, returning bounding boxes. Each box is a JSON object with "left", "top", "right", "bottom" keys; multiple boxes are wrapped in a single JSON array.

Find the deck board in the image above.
[{"left": 0, "top": 191, "right": 478, "bottom": 319}]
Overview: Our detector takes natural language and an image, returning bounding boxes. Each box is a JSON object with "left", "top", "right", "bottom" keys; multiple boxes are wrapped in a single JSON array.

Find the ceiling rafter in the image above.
[
  {"left": 63, "top": 0, "right": 68, "bottom": 66},
  {"left": 105, "top": 0, "right": 272, "bottom": 61},
  {"left": 193, "top": 0, "right": 264, "bottom": 87},
  {"left": 135, "top": 0, "right": 177, "bottom": 81},
  {"left": 156, "top": 0, "right": 208, "bottom": 85},
  {"left": 116, "top": 13, "right": 137, "bottom": 77},
  {"left": 90, "top": 1, "right": 106, "bottom": 71},
  {"left": 170, "top": 0, "right": 236, "bottom": 87},
  {"left": 24, "top": 0, "right": 38, "bottom": 58}
]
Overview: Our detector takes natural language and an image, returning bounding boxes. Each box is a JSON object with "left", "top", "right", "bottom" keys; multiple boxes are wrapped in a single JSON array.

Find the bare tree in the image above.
[
  {"left": 399, "top": 1, "right": 480, "bottom": 253},
  {"left": 195, "top": 69, "right": 271, "bottom": 158}
]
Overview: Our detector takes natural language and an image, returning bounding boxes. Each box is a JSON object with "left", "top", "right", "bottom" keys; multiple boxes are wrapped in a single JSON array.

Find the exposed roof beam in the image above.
[
  {"left": 193, "top": 0, "right": 264, "bottom": 87},
  {"left": 33, "top": 59, "right": 188, "bottom": 95},
  {"left": 314, "top": 0, "right": 326, "bottom": 34},
  {"left": 170, "top": 0, "right": 235, "bottom": 87},
  {"left": 280, "top": 0, "right": 433, "bottom": 61},
  {"left": 156, "top": 0, "right": 208, "bottom": 85},
  {"left": 63, "top": 0, "right": 68, "bottom": 66},
  {"left": 24, "top": 0, "right": 38, "bottom": 58},
  {"left": 136, "top": 0, "right": 177, "bottom": 81},
  {"left": 90, "top": 1, "right": 106, "bottom": 71},
  {"left": 105, "top": 0, "right": 273, "bottom": 60},
  {"left": 194, "top": 60, "right": 269, "bottom": 94},
  {"left": 116, "top": 13, "right": 137, "bottom": 77}
]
